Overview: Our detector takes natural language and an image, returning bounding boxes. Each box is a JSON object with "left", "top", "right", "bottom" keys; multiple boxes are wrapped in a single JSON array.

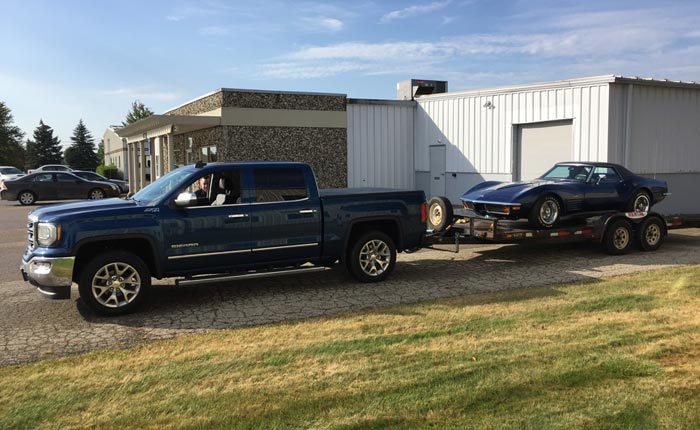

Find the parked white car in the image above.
[
  {"left": 27, "top": 164, "right": 73, "bottom": 174},
  {"left": 0, "top": 166, "right": 26, "bottom": 182}
]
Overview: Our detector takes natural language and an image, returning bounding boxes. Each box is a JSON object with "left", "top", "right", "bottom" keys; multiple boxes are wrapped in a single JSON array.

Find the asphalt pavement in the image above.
[{"left": 1, "top": 198, "right": 699, "bottom": 367}]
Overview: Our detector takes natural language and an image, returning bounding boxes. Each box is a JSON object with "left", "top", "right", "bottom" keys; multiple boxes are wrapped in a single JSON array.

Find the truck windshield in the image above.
[{"left": 131, "top": 167, "right": 194, "bottom": 203}]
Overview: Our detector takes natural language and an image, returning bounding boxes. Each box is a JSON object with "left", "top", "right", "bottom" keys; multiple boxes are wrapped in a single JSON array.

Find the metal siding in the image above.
[
  {"left": 415, "top": 83, "right": 610, "bottom": 176},
  {"left": 624, "top": 85, "right": 700, "bottom": 173},
  {"left": 347, "top": 102, "right": 415, "bottom": 189}
]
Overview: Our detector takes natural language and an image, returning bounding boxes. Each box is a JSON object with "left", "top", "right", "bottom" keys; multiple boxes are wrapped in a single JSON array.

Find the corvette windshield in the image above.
[{"left": 541, "top": 165, "right": 592, "bottom": 181}]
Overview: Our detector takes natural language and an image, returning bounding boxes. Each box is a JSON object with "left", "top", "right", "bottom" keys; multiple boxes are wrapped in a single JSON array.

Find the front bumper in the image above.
[
  {"left": 21, "top": 256, "right": 75, "bottom": 299},
  {"left": 462, "top": 199, "right": 523, "bottom": 218}
]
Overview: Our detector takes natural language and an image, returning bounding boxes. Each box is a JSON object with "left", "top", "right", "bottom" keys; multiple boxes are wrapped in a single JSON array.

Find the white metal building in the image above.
[{"left": 348, "top": 75, "right": 700, "bottom": 214}]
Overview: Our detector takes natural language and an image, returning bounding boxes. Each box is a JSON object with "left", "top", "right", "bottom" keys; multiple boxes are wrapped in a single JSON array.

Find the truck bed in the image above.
[{"left": 320, "top": 188, "right": 420, "bottom": 199}]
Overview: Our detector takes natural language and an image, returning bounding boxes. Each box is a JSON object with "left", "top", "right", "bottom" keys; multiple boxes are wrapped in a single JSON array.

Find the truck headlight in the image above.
[{"left": 37, "top": 223, "right": 60, "bottom": 246}]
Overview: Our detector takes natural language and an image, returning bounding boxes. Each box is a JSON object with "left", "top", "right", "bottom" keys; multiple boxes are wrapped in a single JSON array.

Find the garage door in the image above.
[{"left": 517, "top": 120, "right": 573, "bottom": 180}]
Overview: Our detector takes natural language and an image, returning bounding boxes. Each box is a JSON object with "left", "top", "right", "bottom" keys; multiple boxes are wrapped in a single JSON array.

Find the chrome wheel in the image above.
[
  {"left": 91, "top": 262, "right": 141, "bottom": 308},
  {"left": 633, "top": 194, "right": 651, "bottom": 212},
  {"left": 89, "top": 189, "right": 105, "bottom": 200},
  {"left": 613, "top": 227, "right": 630, "bottom": 250},
  {"left": 359, "top": 239, "right": 391, "bottom": 277},
  {"left": 645, "top": 223, "right": 661, "bottom": 246},
  {"left": 429, "top": 203, "right": 443, "bottom": 227},
  {"left": 539, "top": 200, "right": 559, "bottom": 225},
  {"left": 19, "top": 191, "right": 35, "bottom": 205}
]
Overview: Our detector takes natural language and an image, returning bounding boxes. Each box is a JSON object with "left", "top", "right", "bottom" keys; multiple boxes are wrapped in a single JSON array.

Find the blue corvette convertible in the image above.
[{"left": 460, "top": 162, "right": 669, "bottom": 229}]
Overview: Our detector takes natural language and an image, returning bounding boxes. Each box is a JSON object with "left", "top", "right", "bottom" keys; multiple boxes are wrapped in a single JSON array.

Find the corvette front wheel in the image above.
[{"left": 528, "top": 196, "right": 561, "bottom": 229}]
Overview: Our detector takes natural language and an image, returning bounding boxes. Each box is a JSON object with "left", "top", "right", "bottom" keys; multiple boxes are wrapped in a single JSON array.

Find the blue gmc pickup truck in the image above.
[{"left": 21, "top": 162, "right": 427, "bottom": 315}]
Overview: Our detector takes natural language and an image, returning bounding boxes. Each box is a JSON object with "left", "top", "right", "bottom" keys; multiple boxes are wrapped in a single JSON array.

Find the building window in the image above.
[{"left": 201, "top": 145, "right": 218, "bottom": 162}]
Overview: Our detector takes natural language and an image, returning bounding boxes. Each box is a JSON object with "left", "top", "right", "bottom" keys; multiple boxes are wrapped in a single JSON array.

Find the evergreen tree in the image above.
[
  {"left": 0, "top": 101, "right": 26, "bottom": 168},
  {"left": 122, "top": 100, "right": 154, "bottom": 125},
  {"left": 96, "top": 139, "right": 105, "bottom": 166},
  {"left": 25, "top": 120, "right": 63, "bottom": 169},
  {"left": 64, "top": 119, "right": 99, "bottom": 170}
]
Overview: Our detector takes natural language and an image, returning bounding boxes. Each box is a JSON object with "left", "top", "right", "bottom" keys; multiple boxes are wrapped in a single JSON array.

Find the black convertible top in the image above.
[{"left": 555, "top": 162, "right": 635, "bottom": 178}]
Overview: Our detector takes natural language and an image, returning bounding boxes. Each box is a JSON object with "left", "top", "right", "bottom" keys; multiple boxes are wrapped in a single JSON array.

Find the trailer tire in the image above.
[
  {"left": 636, "top": 217, "right": 664, "bottom": 251},
  {"left": 427, "top": 196, "right": 453, "bottom": 232},
  {"left": 602, "top": 219, "right": 634, "bottom": 255},
  {"left": 78, "top": 251, "right": 151, "bottom": 316},
  {"left": 346, "top": 231, "right": 397, "bottom": 283}
]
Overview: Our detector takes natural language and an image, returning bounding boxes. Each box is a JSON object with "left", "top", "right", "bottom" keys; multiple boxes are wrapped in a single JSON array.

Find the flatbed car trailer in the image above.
[{"left": 425, "top": 199, "right": 700, "bottom": 255}]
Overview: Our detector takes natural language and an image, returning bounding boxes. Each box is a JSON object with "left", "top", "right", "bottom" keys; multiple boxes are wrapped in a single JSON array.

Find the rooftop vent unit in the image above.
[{"left": 397, "top": 79, "right": 448, "bottom": 100}]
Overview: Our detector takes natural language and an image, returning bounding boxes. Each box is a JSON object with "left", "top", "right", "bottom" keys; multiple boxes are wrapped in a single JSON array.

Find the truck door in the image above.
[
  {"left": 163, "top": 168, "right": 252, "bottom": 272},
  {"left": 248, "top": 166, "right": 322, "bottom": 264},
  {"left": 585, "top": 166, "right": 623, "bottom": 211}
]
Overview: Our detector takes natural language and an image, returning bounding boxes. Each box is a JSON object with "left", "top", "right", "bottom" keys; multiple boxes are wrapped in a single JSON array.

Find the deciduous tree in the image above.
[{"left": 0, "top": 101, "right": 25, "bottom": 168}]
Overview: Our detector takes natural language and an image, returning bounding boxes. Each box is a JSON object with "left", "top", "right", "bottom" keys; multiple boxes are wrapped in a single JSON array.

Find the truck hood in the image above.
[
  {"left": 29, "top": 198, "right": 142, "bottom": 222},
  {"left": 461, "top": 179, "right": 571, "bottom": 202}
]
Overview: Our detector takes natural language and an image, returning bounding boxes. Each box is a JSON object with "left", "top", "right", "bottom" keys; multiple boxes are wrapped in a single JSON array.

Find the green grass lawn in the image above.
[{"left": 2, "top": 266, "right": 700, "bottom": 430}]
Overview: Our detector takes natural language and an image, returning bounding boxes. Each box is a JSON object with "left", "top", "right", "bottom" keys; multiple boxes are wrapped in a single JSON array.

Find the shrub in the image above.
[{"left": 97, "top": 164, "right": 123, "bottom": 179}]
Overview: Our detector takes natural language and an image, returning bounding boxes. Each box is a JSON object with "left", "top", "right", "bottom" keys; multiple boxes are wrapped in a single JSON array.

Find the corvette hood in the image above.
[{"left": 461, "top": 179, "right": 568, "bottom": 202}]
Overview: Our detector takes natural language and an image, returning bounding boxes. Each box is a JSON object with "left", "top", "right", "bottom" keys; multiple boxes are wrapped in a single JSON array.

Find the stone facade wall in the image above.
[
  {"left": 222, "top": 91, "right": 345, "bottom": 111},
  {"left": 221, "top": 126, "right": 346, "bottom": 188},
  {"left": 166, "top": 92, "right": 224, "bottom": 116},
  {"left": 172, "top": 125, "right": 347, "bottom": 188}
]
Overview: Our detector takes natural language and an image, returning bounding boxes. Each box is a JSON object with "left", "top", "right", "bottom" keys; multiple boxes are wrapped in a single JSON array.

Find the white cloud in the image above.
[
  {"left": 165, "top": 15, "right": 183, "bottom": 22},
  {"left": 260, "top": 62, "right": 369, "bottom": 79},
  {"left": 381, "top": 1, "right": 451, "bottom": 23},
  {"left": 299, "top": 16, "right": 344, "bottom": 32},
  {"left": 199, "top": 26, "right": 230, "bottom": 36},
  {"left": 102, "top": 88, "right": 180, "bottom": 102},
  {"left": 441, "top": 16, "right": 457, "bottom": 25}
]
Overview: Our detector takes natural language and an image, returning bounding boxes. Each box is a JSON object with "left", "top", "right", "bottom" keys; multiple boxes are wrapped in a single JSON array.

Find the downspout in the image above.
[{"left": 624, "top": 84, "right": 633, "bottom": 168}]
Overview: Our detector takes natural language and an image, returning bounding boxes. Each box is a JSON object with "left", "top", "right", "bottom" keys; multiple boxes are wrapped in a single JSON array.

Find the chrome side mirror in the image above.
[
  {"left": 174, "top": 192, "right": 198, "bottom": 207},
  {"left": 596, "top": 175, "right": 606, "bottom": 185}
]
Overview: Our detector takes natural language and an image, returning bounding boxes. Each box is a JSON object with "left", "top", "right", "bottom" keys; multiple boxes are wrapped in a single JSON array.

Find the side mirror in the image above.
[
  {"left": 596, "top": 175, "right": 606, "bottom": 185},
  {"left": 174, "top": 192, "right": 198, "bottom": 207}
]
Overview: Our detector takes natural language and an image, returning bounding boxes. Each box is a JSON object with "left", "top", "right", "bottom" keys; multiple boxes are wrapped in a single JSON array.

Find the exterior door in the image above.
[
  {"left": 429, "top": 145, "right": 446, "bottom": 198},
  {"left": 517, "top": 120, "right": 573, "bottom": 180},
  {"left": 55, "top": 173, "right": 87, "bottom": 199},
  {"left": 585, "top": 166, "right": 623, "bottom": 211},
  {"left": 249, "top": 167, "right": 321, "bottom": 264},
  {"left": 162, "top": 169, "right": 252, "bottom": 272},
  {"left": 32, "top": 173, "right": 57, "bottom": 200}
]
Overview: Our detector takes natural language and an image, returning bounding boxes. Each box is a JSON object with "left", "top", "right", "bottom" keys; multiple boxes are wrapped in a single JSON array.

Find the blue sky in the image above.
[{"left": 2, "top": 0, "right": 700, "bottom": 147}]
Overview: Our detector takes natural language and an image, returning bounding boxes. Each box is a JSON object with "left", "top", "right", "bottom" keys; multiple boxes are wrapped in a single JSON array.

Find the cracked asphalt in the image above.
[{"left": 1, "top": 199, "right": 699, "bottom": 367}]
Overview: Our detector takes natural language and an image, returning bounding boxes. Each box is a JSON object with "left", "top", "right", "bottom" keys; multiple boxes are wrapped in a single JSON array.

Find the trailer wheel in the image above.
[
  {"left": 427, "top": 196, "right": 453, "bottom": 232},
  {"left": 346, "top": 231, "right": 397, "bottom": 283},
  {"left": 78, "top": 251, "right": 151, "bottom": 316},
  {"left": 602, "top": 219, "right": 634, "bottom": 255},
  {"left": 636, "top": 217, "right": 664, "bottom": 251}
]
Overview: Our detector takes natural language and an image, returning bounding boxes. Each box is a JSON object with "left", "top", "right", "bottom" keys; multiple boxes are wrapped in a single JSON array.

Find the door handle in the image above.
[
  {"left": 228, "top": 214, "right": 249, "bottom": 219},
  {"left": 299, "top": 209, "right": 317, "bottom": 214}
]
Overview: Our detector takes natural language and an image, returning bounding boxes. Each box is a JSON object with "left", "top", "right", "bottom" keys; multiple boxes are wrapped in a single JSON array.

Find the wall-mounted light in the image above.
[{"left": 483, "top": 101, "right": 495, "bottom": 109}]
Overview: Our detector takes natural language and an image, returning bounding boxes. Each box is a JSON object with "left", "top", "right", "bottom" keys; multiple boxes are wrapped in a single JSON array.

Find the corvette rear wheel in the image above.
[
  {"left": 529, "top": 196, "right": 561, "bottom": 229},
  {"left": 626, "top": 191, "right": 651, "bottom": 212}
]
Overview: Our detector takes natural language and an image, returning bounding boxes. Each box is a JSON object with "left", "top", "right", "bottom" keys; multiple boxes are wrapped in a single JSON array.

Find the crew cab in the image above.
[{"left": 21, "top": 162, "right": 426, "bottom": 315}]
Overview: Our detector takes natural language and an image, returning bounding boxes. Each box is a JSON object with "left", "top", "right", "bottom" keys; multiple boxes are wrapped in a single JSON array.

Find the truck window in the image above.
[{"left": 254, "top": 168, "right": 308, "bottom": 202}]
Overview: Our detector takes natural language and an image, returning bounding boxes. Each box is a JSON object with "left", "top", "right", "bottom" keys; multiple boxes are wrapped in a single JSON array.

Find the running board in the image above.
[{"left": 175, "top": 266, "right": 330, "bottom": 287}]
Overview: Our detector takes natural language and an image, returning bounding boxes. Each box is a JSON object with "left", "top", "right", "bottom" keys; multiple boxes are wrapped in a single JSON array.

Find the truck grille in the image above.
[{"left": 27, "top": 220, "right": 36, "bottom": 251}]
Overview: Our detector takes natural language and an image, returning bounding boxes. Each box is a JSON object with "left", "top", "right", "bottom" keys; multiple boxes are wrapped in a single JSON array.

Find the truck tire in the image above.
[
  {"left": 636, "top": 217, "right": 664, "bottom": 251},
  {"left": 347, "top": 231, "right": 397, "bottom": 283},
  {"left": 602, "top": 219, "right": 634, "bottom": 255},
  {"left": 78, "top": 250, "right": 151, "bottom": 316},
  {"left": 427, "top": 196, "right": 453, "bottom": 232}
]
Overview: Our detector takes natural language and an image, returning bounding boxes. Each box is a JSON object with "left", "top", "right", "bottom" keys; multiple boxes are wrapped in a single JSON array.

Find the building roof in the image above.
[
  {"left": 115, "top": 114, "right": 221, "bottom": 143},
  {"left": 417, "top": 75, "right": 700, "bottom": 100}
]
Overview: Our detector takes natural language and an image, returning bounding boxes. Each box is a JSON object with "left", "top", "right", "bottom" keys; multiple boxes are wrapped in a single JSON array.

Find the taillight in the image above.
[{"left": 420, "top": 202, "right": 428, "bottom": 224}]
